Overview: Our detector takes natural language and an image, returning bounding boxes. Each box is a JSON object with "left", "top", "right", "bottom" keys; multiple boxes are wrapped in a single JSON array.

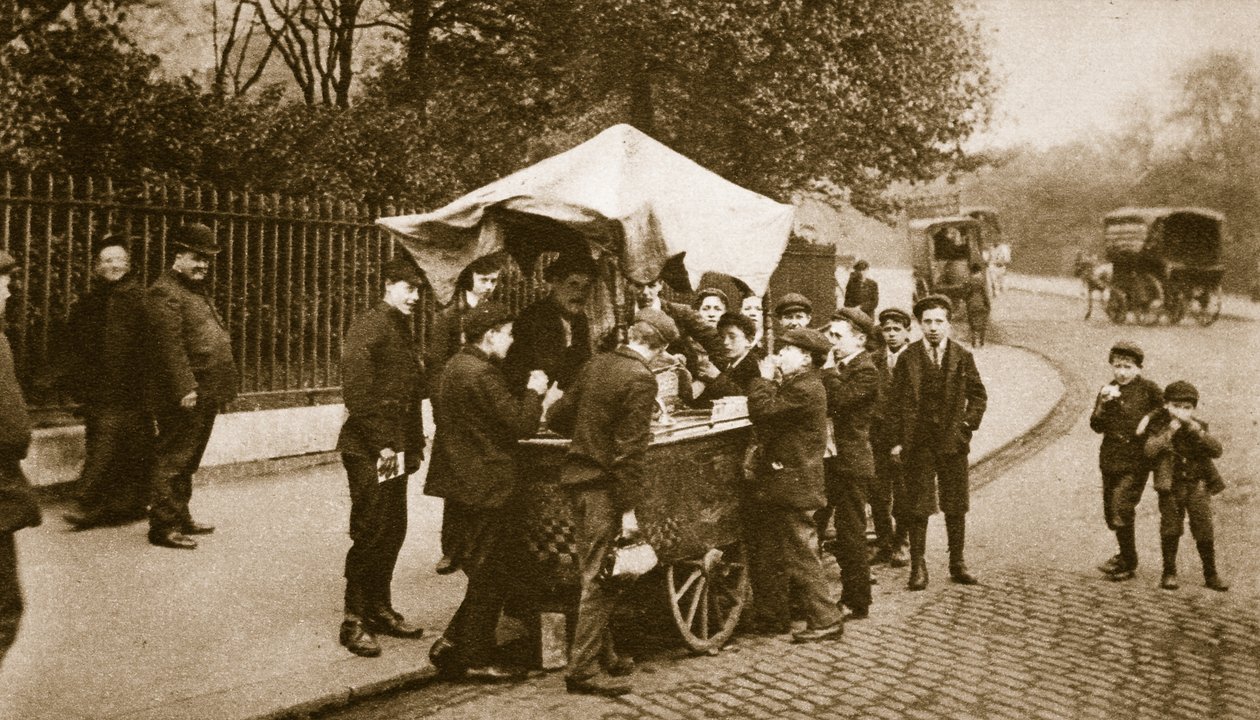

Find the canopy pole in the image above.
[
  {"left": 608, "top": 260, "right": 629, "bottom": 346},
  {"left": 761, "top": 292, "right": 775, "bottom": 355}
]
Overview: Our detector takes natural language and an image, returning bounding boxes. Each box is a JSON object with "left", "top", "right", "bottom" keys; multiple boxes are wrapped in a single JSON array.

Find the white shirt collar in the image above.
[{"left": 840, "top": 350, "right": 863, "bottom": 366}]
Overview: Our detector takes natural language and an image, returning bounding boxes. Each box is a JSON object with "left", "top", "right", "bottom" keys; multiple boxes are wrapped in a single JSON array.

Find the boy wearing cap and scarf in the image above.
[
  {"left": 871, "top": 307, "right": 913, "bottom": 567},
  {"left": 426, "top": 302, "right": 550, "bottom": 681},
  {"left": 145, "top": 223, "right": 237, "bottom": 550},
  {"left": 0, "top": 250, "right": 41, "bottom": 668},
  {"left": 887, "top": 295, "right": 987, "bottom": 591},
  {"left": 336, "top": 256, "right": 429, "bottom": 657},
  {"left": 1139, "top": 381, "right": 1228, "bottom": 592},
  {"left": 546, "top": 307, "right": 677, "bottom": 698},
  {"left": 1089, "top": 341, "right": 1163, "bottom": 581},
  {"left": 744, "top": 327, "right": 845, "bottom": 643}
]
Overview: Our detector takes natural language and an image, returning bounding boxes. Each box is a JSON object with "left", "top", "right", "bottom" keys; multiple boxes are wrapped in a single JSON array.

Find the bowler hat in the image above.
[
  {"left": 780, "top": 328, "right": 832, "bottom": 356},
  {"left": 1163, "top": 380, "right": 1198, "bottom": 406},
  {"left": 463, "top": 301, "right": 514, "bottom": 341},
  {"left": 170, "top": 223, "right": 220, "bottom": 255},
  {"left": 774, "top": 292, "right": 812, "bottom": 317},
  {"left": 632, "top": 307, "right": 680, "bottom": 346},
  {"left": 382, "top": 256, "right": 425, "bottom": 286},
  {"left": 912, "top": 294, "right": 953, "bottom": 319},
  {"left": 1109, "top": 341, "right": 1144, "bottom": 368},
  {"left": 834, "top": 307, "right": 875, "bottom": 337},
  {"left": 853, "top": 259, "right": 870, "bottom": 272},
  {"left": 0, "top": 250, "right": 18, "bottom": 275},
  {"left": 878, "top": 307, "right": 912, "bottom": 328}
]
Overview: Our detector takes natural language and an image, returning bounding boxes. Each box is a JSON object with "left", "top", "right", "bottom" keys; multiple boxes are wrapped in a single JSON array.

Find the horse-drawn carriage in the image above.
[
  {"left": 909, "top": 215, "right": 988, "bottom": 305},
  {"left": 1103, "top": 207, "right": 1225, "bottom": 326}
]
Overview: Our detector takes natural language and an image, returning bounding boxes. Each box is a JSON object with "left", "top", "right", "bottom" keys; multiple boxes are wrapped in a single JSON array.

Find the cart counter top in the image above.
[{"left": 520, "top": 411, "right": 751, "bottom": 449}]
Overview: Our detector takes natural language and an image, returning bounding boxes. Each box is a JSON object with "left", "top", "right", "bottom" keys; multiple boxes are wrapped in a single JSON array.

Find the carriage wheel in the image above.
[
  {"left": 1164, "top": 287, "right": 1187, "bottom": 325},
  {"left": 1193, "top": 287, "right": 1223, "bottom": 326},
  {"left": 665, "top": 541, "right": 750, "bottom": 654},
  {"left": 1105, "top": 289, "right": 1128, "bottom": 324},
  {"left": 1134, "top": 273, "right": 1164, "bottom": 326}
]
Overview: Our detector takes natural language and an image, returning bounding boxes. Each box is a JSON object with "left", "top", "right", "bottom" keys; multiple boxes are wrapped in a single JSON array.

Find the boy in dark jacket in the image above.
[
  {"left": 1088, "top": 341, "right": 1162, "bottom": 581},
  {"left": 1139, "top": 381, "right": 1228, "bottom": 591}
]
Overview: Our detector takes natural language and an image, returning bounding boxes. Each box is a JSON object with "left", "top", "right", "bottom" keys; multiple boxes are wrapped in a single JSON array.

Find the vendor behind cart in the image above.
[{"left": 503, "top": 253, "right": 598, "bottom": 393}]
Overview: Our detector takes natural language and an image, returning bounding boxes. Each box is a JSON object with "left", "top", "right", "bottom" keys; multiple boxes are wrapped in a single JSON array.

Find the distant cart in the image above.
[
  {"left": 909, "top": 215, "right": 988, "bottom": 306},
  {"left": 1103, "top": 207, "right": 1225, "bottom": 326}
]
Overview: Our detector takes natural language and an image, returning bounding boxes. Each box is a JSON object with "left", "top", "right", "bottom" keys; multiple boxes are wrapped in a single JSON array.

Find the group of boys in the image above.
[{"left": 1089, "top": 341, "right": 1229, "bottom": 592}]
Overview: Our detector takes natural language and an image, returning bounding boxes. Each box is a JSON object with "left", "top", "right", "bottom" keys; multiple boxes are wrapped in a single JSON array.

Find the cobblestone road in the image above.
[{"left": 316, "top": 290, "right": 1260, "bottom": 720}]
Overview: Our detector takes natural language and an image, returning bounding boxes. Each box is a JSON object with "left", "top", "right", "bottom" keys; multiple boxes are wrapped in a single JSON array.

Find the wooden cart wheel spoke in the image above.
[
  {"left": 697, "top": 583, "right": 710, "bottom": 639},
  {"left": 666, "top": 541, "right": 752, "bottom": 654},
  {"left": 684, "top": 576, "right": 708, "bottom": 627},
  {"left": 671, "top": 569, "right": 703, "bottom": 603}
]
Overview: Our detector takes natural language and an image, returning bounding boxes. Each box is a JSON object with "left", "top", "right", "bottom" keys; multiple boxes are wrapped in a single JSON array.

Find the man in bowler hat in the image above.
[
  {"left": 0, "top": 250, "right": 42, "bottom": 667},
  {"left": 145, "top": 223, "right": 237, "bottom": 550},
  {"left": 886, "top": 295, "right": 987, "bottom": 590},
  {"left": 336, "top": 256, "right": 429, "bottom": 657}
]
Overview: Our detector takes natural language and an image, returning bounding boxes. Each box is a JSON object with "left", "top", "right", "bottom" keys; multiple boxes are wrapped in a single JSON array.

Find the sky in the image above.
[{"left": 970, "top": 0, "right": 1260, "bottom": 149}]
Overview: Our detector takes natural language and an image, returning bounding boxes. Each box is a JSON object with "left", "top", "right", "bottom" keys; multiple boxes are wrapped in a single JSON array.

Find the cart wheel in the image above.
[
  {"left": 1193, "top": 287, "right": 1222, "bottom": 326},
  {"left": 1164, "top": 288, "right": 1187, "bottom": 325},
  {"left": 1105, "top": 289, "right": 1128, "bottom": 324},
  {"left": 1134, "top": 273, "right": 1163, "bottom": 326},
  {"left": 665, "top": 541, "right": 750, "bottom": 654}
]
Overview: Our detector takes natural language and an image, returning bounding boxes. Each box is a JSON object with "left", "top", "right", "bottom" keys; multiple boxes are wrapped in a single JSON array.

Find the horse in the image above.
[{"left": 1073, "top": 252, "right": 1112, "bottom": 319}]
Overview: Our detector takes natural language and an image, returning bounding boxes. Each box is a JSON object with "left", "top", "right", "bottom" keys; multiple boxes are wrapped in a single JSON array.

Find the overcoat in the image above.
[
  {"left": 747, "top": 369, "right": 829, "bottom": 510},
  {"left": 336, "top": 303, "right": 426, "bottom": 474},
  {"left": 145, "top": 270, "right": 238, "bottom": 408},
  {"left": 886, "top": 338, "right": 987, "bottom": 455},
  {"left": 0, "top": 334, "right": 39, "bottom": 533},
  {"left": 61, "top": 275, "right": 148, "bottom": 406},
  {"left": 502, "top": 296, "right": 591, "bottom": 393},
  {"left": 843, "top": 274, "right": 880, "bottom": 319},
  {"left": 425, "top": 345, "right": 544, "bottom": 508},
  {"left": 869, "top": 346, "right": 904, "bottom": 450},
  {"left": 546, "top": 346, "right": 657, "bottom": 512},
  {"left": 696, "top": 347, "right": 763, "bottom": 404},
  {"left": 1089, "top": 376, "right": 1163, "bottom": 474},
  {"left": 1140, "top": 409, "right": 1225, "bottom": 494},
  {"left": 821, "top": 350, "right": 880, "bottom": 478},
  {"left": 423, "top": 295, "right": 472, "bottom": 380}
]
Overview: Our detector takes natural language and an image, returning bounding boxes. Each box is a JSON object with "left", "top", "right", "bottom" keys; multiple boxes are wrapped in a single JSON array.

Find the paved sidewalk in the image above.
[{"left": 0, "top": 345, "right": 1062, "bottom": 720}]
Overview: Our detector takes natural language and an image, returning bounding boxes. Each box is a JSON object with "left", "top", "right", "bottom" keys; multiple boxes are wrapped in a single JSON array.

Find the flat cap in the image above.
[
  {"left": 463, "top": 301, "right": 514, "bottom": 341},
  {"left": 694, "top": 287, "right": 729, "bottom": 309},
  {"left": 0, "top": 249, "right": 18, "bottom": 275},
  {"left": 1163, "top": 380, "right": 1198, "bottom": 405},
  {"left": 633, "top": 307, "right": 680, "bottom": 346},
  {"left": 878, "top": 307, "right": 912, "bottom": 327},
  {"left": 382, "top": 256, "right": 425, "bottom": 286},
  {"left": 1109, "top": 341, "right": 1144, "bottom": 367},
  {"left": 912, "top": 294, "right": 953, "bottom": 319},
  {"left": 780, "top": 327, "right": 832, "bottom": 356},
  {"left": 834, "top": 307, "right": 875, "bottom": 337},
  {"left": 171, "top": 223, "right": 220, "bottom": 255},
  {"left": 774, "top": 292, "right": 812, "bottom": 317},
  {"left": 853, "top": 259, "right": 869, "bottom": 272}
]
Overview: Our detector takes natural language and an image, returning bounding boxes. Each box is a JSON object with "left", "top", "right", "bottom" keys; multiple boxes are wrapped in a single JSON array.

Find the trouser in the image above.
[
  {"left": 77, "top": 405, "right": 153, "bottom": 520},
  {"left": 1102, "top": 471, "right": 1146, "bottom": 530},
  {"left": 1158, "top": 482, "right": 1214, "bottom": 543},
  {"left": 343, "top": 454, "right": 409, "bottom": 617},
  {"left": 0, "top": 532, "right": 21, "bottom": 668},
  {"left": 903, "top": 444, "right": 970, "bottom": 519},
  {"left": 149, "top": 404, "right": 218, "bottom": 533},
  {"left": 567, "top": 486, "right": 623, "bottom": 681},
  {"left": 442, "top": 501, "right": 519, "bottom": 668},
  {"left": 824, "top": 460, "right": 872, "bottom": 612},
  {"left": 870, "top": 441, "right": 900, "bottom": 552},
  {"left": 967, "top": 307, "right": 989, "bottom": 347},
  {"left": 748, "top": 506, "right": 843, "bottom": 631}
]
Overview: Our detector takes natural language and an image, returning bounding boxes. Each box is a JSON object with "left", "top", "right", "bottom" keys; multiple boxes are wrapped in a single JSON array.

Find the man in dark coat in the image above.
[
  {"left": 695, "top": 313, "right": 762, "bottom": 404},
  {"left": 871, "top": 307, "right": 912, "bottom": 567},
  {"left": 547, "top": 308, "right": 676, "bottom": 698},
  {"left": 61, "top": 237, "right": 153, "bottom": 529},
  {"left": 423, "top": 254, "right": 502, "bottom": 576},
  {"left": 335, "top": 256, "right": 429, "bottom": 657},
  {"left": 745, "top": 328, "right": 845, "bottom": 644},
  {"left": 843, "top": 260, "right": 880, "bottom": 319},
  {"left": 0, "top": 250, "right": 41, "bottom": 668},
  {"left": 820, "top": 309, "right": 880, "bottom": 620},
  {"left": 145, "top": 224, "right": 238, "bottom": 550},
  {"left": 503, "top": 253, "right": 597, "bottom": 393},
  {"left": 887, "top": 295, "right": 987, "bottom": 590},
  {"left": 425, "top": 302, "right": 548, "bottom": 680}
]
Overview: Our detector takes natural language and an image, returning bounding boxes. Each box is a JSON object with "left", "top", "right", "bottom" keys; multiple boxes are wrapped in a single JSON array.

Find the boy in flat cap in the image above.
[
  {"left": 774, "top": 293, "right": 813, "bottom": 333},
  {"left": 886, "top": 295, "right": 987, "bottom": 590},
  {"left": 820, "top": 309, "right": 880, "bottom": 620},
  {"left": 744, "top": 327, "right": 845, "bottom": 643},
  {"left": 1139, "top": 381, "right": 1228, "bottom": 591},
  {"left": 61, "top": 235, "right": 152, "bottom": 529},
  {"left": 145, "top": 223, "right": 237, "bottom": 550},
  {"left": 695, "top": 313, "right": 763, "bottom": 403},
  {"left": 871, "top": 307, "right": 913, "bottom": 566},
  {"left": 426, "top": 302, "right": 550, "bottom": 680},
  {"left": 1089, "top": 341, "right": 1162, "bottom": 581},
  {"left": 336, "top": 256, "right": 429, "bottom": 657},
  {"left": 547, "top": 307, "right": 677, "bottom": 697},
  {"left": 0, "top": 250, "right": 42, "bottom": 668}
]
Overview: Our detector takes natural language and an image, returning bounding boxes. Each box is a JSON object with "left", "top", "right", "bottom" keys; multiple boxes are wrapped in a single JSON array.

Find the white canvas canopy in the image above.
[{"left": 376, "top": 124, "right": 795, "bottom": 304}]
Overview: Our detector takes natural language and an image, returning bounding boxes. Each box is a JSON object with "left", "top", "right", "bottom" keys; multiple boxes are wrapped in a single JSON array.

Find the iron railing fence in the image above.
[{"left": 0, "top": 171, "right": 553, "bottom": 420}]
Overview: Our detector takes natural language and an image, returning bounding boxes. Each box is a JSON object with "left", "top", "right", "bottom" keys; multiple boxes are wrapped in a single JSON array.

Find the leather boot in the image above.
[
  {"left": 1107, "top": 524, "right": 1138, "bottom": 581},
  {"left": 946, "top": 514, "right": 978, "bottom": 585},
  {"left": 1198, "top": 540, "right": 1229, "bottom": 591},
  {"left": 1159, "top": 535, "right": 1179, "bottom": 590},
  {"left": 888, "top": 521, "right": 908, "bottom": 568},
  {"left": 907, "top": 519, "right": 928, "bottom": 591}
]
